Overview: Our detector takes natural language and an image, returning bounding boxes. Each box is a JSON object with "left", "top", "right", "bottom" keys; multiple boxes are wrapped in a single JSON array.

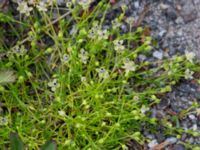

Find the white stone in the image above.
[
  {"left": 188, "top": 114, "right": 196, "bottom": 120},
  {"left": 148, "top": 139, "right": 158, "bottom": 148},
  {"left": 134, "top": 1, "right": 139, "bottom": 8},
  {"left": 165, "top": 137, "right": 177, "bottom": 144},
  {"left": 159, "top": 3, "right": 169, "bottom": 10},
  {"left": 153, "top": 51, "right": 163, "bottom": 59},
  {"left": 192, "top": 124, "right": 198, "bottom": 131}
]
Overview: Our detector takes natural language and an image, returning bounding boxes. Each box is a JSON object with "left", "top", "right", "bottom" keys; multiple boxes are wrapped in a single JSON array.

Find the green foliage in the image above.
[
  {"left": 10, "top": 133, "right": 24, "bottom": 150},
  {"left": 0, "top": 1, "right": 199, "bottom": 149},
  {"left": 40, "top": 140, "right": 57, "bottom": 150}
]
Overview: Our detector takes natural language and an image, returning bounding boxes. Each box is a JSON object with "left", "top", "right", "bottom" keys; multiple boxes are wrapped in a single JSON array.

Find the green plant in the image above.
[
  {"left": 10, "top": 132, "right": 56, "bottom": 150},
  {"left": 0, "top": 0, "right": 199, "bottom": 149}
]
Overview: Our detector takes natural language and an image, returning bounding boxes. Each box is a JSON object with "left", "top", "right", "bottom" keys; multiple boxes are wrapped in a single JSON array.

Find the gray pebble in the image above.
[
  {"left": 134, "top": 1, "right": 140, "bottom": 9},
  {"left": 153, "top": 51, "right": 163, "bottom": 59},
  {"left": 173, "top": 144, "right": 186, "bottom": 150},
  {"left": 159, "top": 3, "right": 169, "bottom": 10},
  {"left": 165, "top": 137, "right": 177, "bottom": 144},
  {"left": 188, "top": 114, "right": 196, "bottom": 120},
  {"left": 159, "top": 29, "right": 167, "bottom": 37},
  {"left": 148, "top": 139, "right": 158, "bottom": 148},
  {"left": 192, "top": 124, "right": 198, "bottom": 131},
  {"left": 138, "top": 54, "right": 146, "bottom": 62}
]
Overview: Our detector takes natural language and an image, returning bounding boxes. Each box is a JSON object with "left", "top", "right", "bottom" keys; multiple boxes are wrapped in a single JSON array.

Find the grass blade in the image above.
[{"left": 10, "top": 132, "right": 24, "bottom": 150}]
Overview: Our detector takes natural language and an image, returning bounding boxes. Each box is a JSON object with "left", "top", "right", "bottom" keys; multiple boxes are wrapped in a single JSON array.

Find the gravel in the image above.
[{"left": 123, "top": 0, "right": 200, "bottom": 147}]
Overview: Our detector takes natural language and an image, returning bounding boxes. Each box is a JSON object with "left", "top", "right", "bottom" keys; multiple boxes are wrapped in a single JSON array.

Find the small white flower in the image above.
[
  {"left": 46, "top": 0, "right": 54, "bottom": 6},
  {"left": 12, "top": 45, "right": 27, "bottom": 56},
  {"left": 97, "top": 29, "right": 108, "bottom": 40},
  {"left": 78, "top": 0, "right": 93, "bottom": 10},
  {"left": 122, "top": 59, "right": 136, "bottom": 74},
  {"left": 36, "top": 1, "right": 48, "bottom": 12},
  {"left": 125, "top": 17, "right": 134, "bottom": 25},
  {"left": 140, "top": 105, "right": 150, "bottom": 114},
  {"left": 66, "top": 2, "right": 72, "bottom": 8},
  {"left": 196, "top": 108, "right": 200, "bottom": 116},
  {"left": 81, "top": 76, "right": 87, "bottom": 82},
  {"left": 17, "top": 2, "right": 33, "bottom": 16},
  {"left": 58, "top": 110, "right": 66, "bottom": 117},
  {"left": 88, "top": 22, "right": 100, "bottom": 39},
  {"left": 79, "top": 49, "right": 89, "bottom": 64},
  {"left": 112, "top": 18, "right": 121, "bottom": 29},
  {"left": 48, "top": 79, "right": 60, "bottom": 92},
  {"left": 0, "top": 116, "right": 8, "bottom": 126},
  {"left": 184, "top": 69, "right": 194, "bottom": 80},
  {"left": 28, "top": 0, "right": 36, "bottom": 5},
  {"left": 113, "top": 39, "right": 125, "bottom": 53},
  {"left": 185, "top": 51, "right": 195, "bottom": 63},
  {"left": 96, "top": 67, "right": 109, "bottom": 79},
  {"left": 133, "top": 96, "right": 139, "bottom": 101},
  {"left": 61, "top": 54, "right": 69, "bottom": 64}
]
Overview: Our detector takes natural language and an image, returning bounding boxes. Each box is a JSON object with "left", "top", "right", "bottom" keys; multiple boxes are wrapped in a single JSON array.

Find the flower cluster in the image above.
[
  {"left": 122, "top": 58, "right": 136, "bottom": 75},
  {"left": 113, "top": 39, "right": 125, "bottom": 53},
  {"left": 112, "top": 18, "right": 122, "bottom": 29},
  {"left": 48, "top": 78, "right": 60, "bottom": 92},
  {"left": 96, "top": 68, "right": 109, "bottom": 79},
  {"left": 61, "top": 54, "right": 69, "bottom": 64},
  {"left": 11, "top": 45, "right": 27, "bottom": 56},
  {"left": 15, "top": 0, "right": 55, "bottom": 16},
  {"left": 36, "top": 1, "right": 48, "bottom": 12},
  {"left": 185, "top": 51, "right": 195, "bottom": 63},
  {"left": 78, "top": 0, "right": 94, "bottom": 10},
  {"left": 88, "top": 22, "right": 109, "bottom": 40},
  {"left": 0, "top": 116, "right": 8, "bottom": 126},
  {"left": 184, "top": 69, "right": 194, "bottom": 80},
  {"left": 79, "top": 49, "right": 89, "bottom": 64},
  {"left": 125, "top": 17, "right": 135, "bottom": 25},
  {"left": 17, "top": 2, "right": 33, "bottom": 16}
]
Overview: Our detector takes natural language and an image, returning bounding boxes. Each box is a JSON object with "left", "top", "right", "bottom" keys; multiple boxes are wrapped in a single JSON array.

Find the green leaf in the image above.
[
  {"left": 41, "top": 140, "right": 57, "bottom": 150},
  {"left": 0, "top": 13, "right": 11, "bottom": 23},
  {"left": 10, "top": 132, "right": 24, "bottom": 150},
  {"left": 0, "top": 70, "right": 16, "bottom": 84}
]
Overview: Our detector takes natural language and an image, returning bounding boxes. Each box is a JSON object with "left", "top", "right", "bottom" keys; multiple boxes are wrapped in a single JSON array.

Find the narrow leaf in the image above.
[
  {"left": 10, "top": 132, "right": 24, "bottom": 150},
  {"left": 41, "top": 140, "right": 57, "bottom": 150}
]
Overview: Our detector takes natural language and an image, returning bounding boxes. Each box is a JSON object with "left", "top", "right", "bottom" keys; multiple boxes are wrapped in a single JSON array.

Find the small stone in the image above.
[
  {"left": 188, "top": 114, "right": 196, "bottom": 120},
  {"left": 192, "top": 124, "right": 198, "bottom": 131},
  {"left": 121, "top": 24, "right": 128, "bottom": 32},
  {"left": 182, "top": 11, "right": 197, "bottom": 23},
  {"left": 181, "top": 133, "right": 187, "bottom": 141},
  {"left": 134, "top": 1, "right": 139, "bottom": 8},
  {"left": 159, "top": 3, "right": 169, "bottom": 10},
  {"left": 155, "top": 133, "right": 165, "bottom": 143},
  {"left": 153, "top": 51, "right": 163, "bottom": 59},
  {"left": 173, "top": 144, "right": 186, "bottom": 150},
  {"left": 57, "top": 0, "right": 65, "bottom": 6},
  {"left": 146, "top": 134, "right": 155, "bottom": 139},
  {"left": 188, "top": 137, "right": 194, "bottom": 144},
  {"left": 193, "top": 0, "right": 200, "bottom": 4},
  {"left": 164, "top": 8, "right": 178, "bottom": 21},
  {"left": 175, "top": 17, "right": 184, "bottom": 24},
  {"left": 157, "top": 98, "right": 170, "bottom": 109},
  {"left": 165, "top": 137, "right": 177, "bottom": 144},
  {"left": 148, "top": 139, "right": 158, "bottom": 148},
  {"left": 138, "top": 54, "right": 146, "bottom": 62},
  {"left": 176, "top": 5, "right": 182, "bottom": 11},
  {"left": 159, "top": 29, "right": 167, "bottom": 37}
]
